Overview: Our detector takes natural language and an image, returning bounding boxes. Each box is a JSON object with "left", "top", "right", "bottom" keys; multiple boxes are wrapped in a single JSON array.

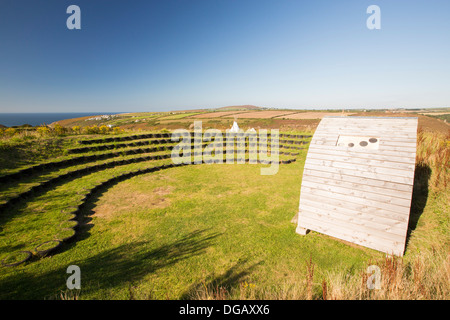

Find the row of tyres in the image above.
[
  {"left": 69, "top": 138, "right": 175, "bottom": 154},
  {"left": 77, "top": 132, "right": 312, "bottom": 146},
  {"left": 70, "top": 136, "right": 310, "bottom": 154},
  {"left": 0, "top": 153, "right": 173, "bottom": 214},
  {"left": 77, "top": 132, "right": 172, "bottom": 145},
  {"left": 1, "top": 162, "right": 181, "bottom": 267},
  {"left": 0, "top": 138, "right": 306, "bottom": 212},
  {"left": 0, "top": 138, "right": 306, "bottom": 188},
  {"left": 1, "top": 149, "right": 303, "bottom": 267},
  {"left": 0, "top": 146, "right": 173, "bottom": 185}
]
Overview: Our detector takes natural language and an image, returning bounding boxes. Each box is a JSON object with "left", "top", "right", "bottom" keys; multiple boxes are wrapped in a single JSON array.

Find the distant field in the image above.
[
  {"left": 419, "top": 112, "right": 450, "bottom": 123},
  {"left": 157, "top": 112, "right": 201, "bottom": 120},
  {"left": 191, "top": 110, "right": 303, "bottom": 119},
  {"left": 230, "top": 111, "right": 299, "bottom": 119},
  {"left": 47, "top": 107, "right": 450, "bottom": 134},
  {"left": 190, "top": 111, "right": 248, "bottom": 118},
  {"left": 419, "top": 112, "right": 450, "bottom": 116},
  {"left": 274, "top": 112, "right": 356, "bottom": 119}
]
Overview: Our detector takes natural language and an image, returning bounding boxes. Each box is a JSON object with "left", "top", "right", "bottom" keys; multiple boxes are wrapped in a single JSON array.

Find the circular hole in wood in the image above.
[
  {"left": 360, "top": 141, "right": 368, "bottom": 147},
  {"left": 369, "top": 138, "right": 378, "bottom": 143},
  {"left": 348, "top": 143, "right": 354, "bottom": 147}
]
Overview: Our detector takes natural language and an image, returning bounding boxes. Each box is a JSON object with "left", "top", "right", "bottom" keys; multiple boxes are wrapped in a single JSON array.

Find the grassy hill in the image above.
[{"left": 216, "top": 105, "right": 263, "bottom": 111}]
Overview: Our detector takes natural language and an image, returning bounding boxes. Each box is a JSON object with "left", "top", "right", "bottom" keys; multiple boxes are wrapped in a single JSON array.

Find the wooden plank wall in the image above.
[{"left": 296, "top": 116, "right": 418, "bottom": 256}]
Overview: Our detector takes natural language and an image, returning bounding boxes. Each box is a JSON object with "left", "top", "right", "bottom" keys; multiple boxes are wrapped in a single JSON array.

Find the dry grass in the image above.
[
  {"left": 187, "top": 249, "right": 449, "bottom": 300},
  {"left": 324, "top": 250, "right": 449, "bottom": 300},
  {"left": 416, "top": 129, "right": 450, "bottom": 191},
  {"left": 94, "top": 183, "right": 174, "bottom": 219}
]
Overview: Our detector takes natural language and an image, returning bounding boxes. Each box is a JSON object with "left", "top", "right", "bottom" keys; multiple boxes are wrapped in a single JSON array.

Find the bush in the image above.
[
  {"left": 36, "top": 126, "right": 51, "bottom": 136},
  {"left": 72, "top": 126, "right": 82, "bottom": 134},
  {"left": 113, "top": 127, "right": 124, "bottom": 135},
  {"left": 4, "top": 128, "right": 17, "bottom": 137},
  {"left": 53, "top": 124, "right": 66, "bottom": 136},
  {"left": 84, "top": 125, "right": 100, "bottom": 135},
  {"left": 99, "top": 125, "right": 111, "bottom": 134}
]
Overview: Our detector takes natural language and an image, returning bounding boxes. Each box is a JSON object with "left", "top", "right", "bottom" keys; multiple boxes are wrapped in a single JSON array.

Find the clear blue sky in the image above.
[{"left": 0, "top": 0, "right": 449, "bottom": 112}]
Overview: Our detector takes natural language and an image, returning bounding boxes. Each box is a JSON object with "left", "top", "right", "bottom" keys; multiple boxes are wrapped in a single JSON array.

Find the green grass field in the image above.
[{"left": 0, "top": 128, "right": 448, "bottom": 300}]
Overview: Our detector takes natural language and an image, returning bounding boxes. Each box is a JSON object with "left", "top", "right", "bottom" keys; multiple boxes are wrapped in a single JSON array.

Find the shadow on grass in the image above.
[
  {"left": 0, "top": 138, "right": 63, "bottom": 173},
  {"left": 405, "top": 163, "right": 431, "bottom": 251},
  {"left": 179, "top": 258, "right": 263, "bottom": 300},
  {"left": 0, "top": 229, "right": 220, "bottom": 299}
]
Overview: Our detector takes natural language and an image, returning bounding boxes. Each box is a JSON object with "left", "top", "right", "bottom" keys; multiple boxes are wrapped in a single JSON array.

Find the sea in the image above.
[{"left": 0, "top": 113, "right": 119, "bottom": 127}]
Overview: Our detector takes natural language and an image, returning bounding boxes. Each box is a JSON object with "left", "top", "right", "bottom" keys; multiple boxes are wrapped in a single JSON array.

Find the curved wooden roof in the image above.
[{"left": 296, "top": 116, "right": 418, "bottom": 256}]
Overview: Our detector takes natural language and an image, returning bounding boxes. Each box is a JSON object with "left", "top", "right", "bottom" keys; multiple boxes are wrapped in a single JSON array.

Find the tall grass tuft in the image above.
[
  {"left": 305, "top": 255, "right": 315, "bottom": 300},
  {"left": 323, "top": 250, "right": 449, "bottom": 300},
  {"left": 415, "top": 129, "right": 450, "bottom": 191}
]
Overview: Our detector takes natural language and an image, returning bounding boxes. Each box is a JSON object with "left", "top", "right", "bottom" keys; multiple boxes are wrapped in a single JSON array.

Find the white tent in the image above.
[{"left": 229, "top": 121, "right": 240, "bottom": 133}]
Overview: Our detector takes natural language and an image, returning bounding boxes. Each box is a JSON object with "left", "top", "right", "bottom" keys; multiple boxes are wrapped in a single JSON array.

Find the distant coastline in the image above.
[{"left": 0, "top": 113, "right": 119, "bottom": 127}]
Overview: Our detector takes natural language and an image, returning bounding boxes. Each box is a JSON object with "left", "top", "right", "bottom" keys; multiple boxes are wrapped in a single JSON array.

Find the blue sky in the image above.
[{"left": 0, "top": 0, "right": 449, "bottom": 112}]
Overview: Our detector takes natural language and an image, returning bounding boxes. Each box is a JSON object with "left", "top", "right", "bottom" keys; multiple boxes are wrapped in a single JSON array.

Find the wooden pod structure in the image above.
[{"left": 296, "top": 116, "right": 418, "bottom": 256}]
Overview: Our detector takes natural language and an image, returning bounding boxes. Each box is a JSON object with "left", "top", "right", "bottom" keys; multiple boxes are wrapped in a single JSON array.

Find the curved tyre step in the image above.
[
  {"left": 35, "top": 240, "right": 61, "bottom": 258},
  {"left": 1, "top": 251, "right": 33, "bottom": 267}
]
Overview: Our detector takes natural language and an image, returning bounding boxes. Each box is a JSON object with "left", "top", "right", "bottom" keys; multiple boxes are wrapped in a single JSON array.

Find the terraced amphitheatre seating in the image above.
[{"left": 0, "top": 131, "right": 311, "bottom": 267}]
